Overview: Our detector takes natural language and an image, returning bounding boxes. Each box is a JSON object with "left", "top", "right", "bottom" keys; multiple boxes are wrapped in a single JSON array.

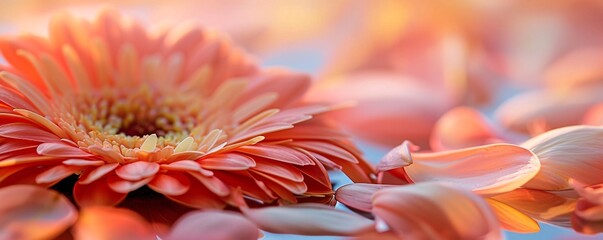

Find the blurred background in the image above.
[{"left": 1, "top": 0, "right": 603, "bottom": 239}]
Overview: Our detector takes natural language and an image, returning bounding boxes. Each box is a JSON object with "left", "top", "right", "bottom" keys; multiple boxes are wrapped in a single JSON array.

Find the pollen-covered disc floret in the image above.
[{"left": 0, "top": 10, "right": 373, "bottom": 208}]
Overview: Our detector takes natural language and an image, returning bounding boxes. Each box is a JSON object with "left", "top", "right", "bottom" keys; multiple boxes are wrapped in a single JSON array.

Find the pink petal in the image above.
[
  {"left": 252, "top": 160, "right": 304, "bottom": 182},
  {"left": 0, "top": 185, "right": 77, "bottom": 240},
  {"left": 115, "top": 161, "right": 160, "bottom": 181},
  {"left": 237, "top": 144, "right": 314, "bottom": 166},
  {"left": 335, "top": 183, "right": 394, "bottom": 213},
  {"left": 381, "top": 142, "right": 540, "bottom": 195},
  {"left": 200, "top": 153, "right": 256, "bottom": 170},
  {"left": 148, "top": 172, "right": 191, "bottom": 196},
  {"left": 167, "top": 210, "right": 259, "bottom": 240},
  {"left": 372, "top": 182, "right": 501, "bottom": 239},
  {"left": 243, "top": 203, "right": 374, "bottom": 236},
  {"left": 37, "top": 142, "right": 94, "bottom": 158},
  {"left": 288, "top": 141, "right": 359, "bottom": 163},
  {"left": 73, "top": 206, "right": 156, "bottom": 240},
  {"left": 522, "top": 126, "right": 603, "bottom": 190}
]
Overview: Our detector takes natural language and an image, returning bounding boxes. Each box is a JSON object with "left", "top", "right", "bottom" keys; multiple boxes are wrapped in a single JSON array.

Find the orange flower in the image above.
[
  {"left": 0, "top": 185, "right": 375, "bottom": 239},
  {"left": 0, "top": 9, "right": 375, "bottom": 237}
]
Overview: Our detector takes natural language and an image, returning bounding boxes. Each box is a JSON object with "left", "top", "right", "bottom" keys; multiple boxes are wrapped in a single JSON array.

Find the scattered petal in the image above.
[{"left": 167, "top": 210, "right": 259, "bottom": 240}]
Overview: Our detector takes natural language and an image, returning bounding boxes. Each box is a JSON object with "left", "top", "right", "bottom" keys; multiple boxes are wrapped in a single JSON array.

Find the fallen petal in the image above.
[
  {"left": 243, "top": 203, "right": 374, "bottom": 236},
  {"left": 167, "top": 210, "right": 259, "bottom": 240},
  {"left": 372, "top": 182, "right": 501, "bottom": 239}
]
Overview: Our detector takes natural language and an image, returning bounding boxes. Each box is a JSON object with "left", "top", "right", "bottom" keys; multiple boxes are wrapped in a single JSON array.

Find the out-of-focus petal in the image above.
[
  {"left": 378, "top": 142, "right": 540, "bottom": 195},
  {"left": 167, "top": 210, "right": 259, "bottom": 240},
  {"left": 583, "top": 103, "right": 603, "bottom": 126},
  {"left": 310, "top": 73, "right": 453, "bottom": 148},
  {"left": 544, "top": 46, "right": 603, "bottom": 93},
  {"left": 243, "top": 203, "right": 374, "bottom": 236},
  {"left": 522, "top": 126, "right": 603, "bottom": 190},
  {"left": 73, "top": 206, "right": 156, "bottom": 240},
  {"left": 372, "top": 182, "right": 501, "bottom": 240},
  {"left": 495, "top": 90, "right": 603, "bottom": 134},
  {"left": 430, "top": 106, "right": 523, "bottom": 150},
  {"left": 0, "top": 185, "right": 77, "bottom": 240}
]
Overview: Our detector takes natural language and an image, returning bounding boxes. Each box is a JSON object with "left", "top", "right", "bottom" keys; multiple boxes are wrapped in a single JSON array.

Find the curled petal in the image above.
[
  {"left": 73, "top": 206, "right": 156, "bottom": 240},
  {"left": 380, "top": 143, "right": 540, "bottom": 195},
  {"left": 0, "top": 185, "right": 77, "bottom": 240},
  {"left": 522, "top": 126, "right": 603, "bottom": 190},
  {"left": 376, "top": 141, "right": 416, "bottom": 171},
  {"left": 372, "top": 182, "right": 501, "bottom": 239},
  {"left": 243, "top": 203, "right": 374, "bottom": 236},
  {"left": 167, "top": 210, "right": 259, "bottom": 240}
]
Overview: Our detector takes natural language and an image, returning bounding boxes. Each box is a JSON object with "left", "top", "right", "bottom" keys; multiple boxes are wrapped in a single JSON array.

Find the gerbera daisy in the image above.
[{"left": 0, "top": 9, "right": 374, "bottom": 238}]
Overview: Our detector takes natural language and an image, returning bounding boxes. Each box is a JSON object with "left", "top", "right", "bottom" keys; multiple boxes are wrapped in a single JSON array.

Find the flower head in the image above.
[{"left": 0, "top": 9, "right": 373, "bottom": 214}]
